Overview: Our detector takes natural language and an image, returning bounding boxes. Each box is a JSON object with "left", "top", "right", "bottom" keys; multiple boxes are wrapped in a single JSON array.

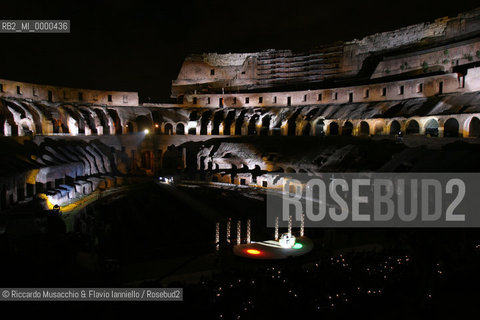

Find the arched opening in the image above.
[
  {"left": 51, "top": 119, "right": 60, "bottom": 134},
  {"left": 135, "top": 115, "right": 152, "bottom": 133},
  {"left": 424, "top": 119, "right": 439, "bottom": 137},
  {"left": 469, "top": 117, "right": 480, "bottom": 138},
  {"left": 302, "top": 122, "right": 311, "bottom": 136},
  {"left": 188, "top": 127, "right": 197, "bottom": 135},
  {"left": 406, "top": 120, "right": 420, "bottom": 135},
  {"left": 342, "top": 121, "right": 353, "bottom": 136},
  {"left": 62, "top": 106, "right": 83, "bottom": 135},
  {"left": 235, "top": 110, "right": 247, "bottom": 135},
  {"left": 260, "top": 115, "right": 270, "bottom": 136},
  {"left": 248, "top": 114, "right": 259, "bottom": 135},
  {"left": 80, "top": 109, "right": 97, "bottom": 134},
  {"left": 287, "top": 119, "right": 297, "bottom": 136},
  {"left": 287, "top": 110, "right": 301, "bottom": 136},
  {"left": 389, "top": 120, "right": 401, "bottom": 135},
  {"left": 126, "top": 121, "right": 135, "bottom": 133},
  {"left": 164, "top": 123, "right": 173, "bottom": 135},
  {"left": 329, "top": 122, "right": 339, "bottom": 135},
  {"left": 56, "top": 120, "right": 69, "bottom": 134},
  {"left": 200, "top": 111, "right": 212, "bottom": 135},
  {"left": 176, "top": 123, "right": 185, "bottom": 135},
  {"left": 444, "top": 118, "right": 459, "bottom": 137},
  {"left": 20, "top": 121, "right": 34, "bottom": 136},
  {"left": 359, "top": 121, "right": 370, "bottom": 136},
  {"left": 374, "top": 122, "right": 384, "bottom": 135},
  {"left": 93, "top": 109, "right": 110, "bottom": 135},
  {"left": 315, "top": 120, "right": 325, "bottom": 136},
  {"left": 223, "top": 111, "right": 236, "bottom": 135},
  {"left": 18, "top": 101, "right": 42, "bottom": 134},
  {"left": 212, "top": 111, "right": 224, "bottom": 135},
  {"left": 107, "top": 109, "right": 123, "bottom": 135},
  {"left": 271, "top": 116, "right": 282, "bottom": 136},
  {"left": 151, "top": 110, "right": 162, "bottom": 134},
  {"left": 74, "top": 116, "right": 85, "bottom": 135}
]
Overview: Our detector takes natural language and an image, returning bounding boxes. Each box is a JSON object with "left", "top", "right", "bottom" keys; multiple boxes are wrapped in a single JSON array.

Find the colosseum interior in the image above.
[{"left": 3, "top": 5, "right": 480, "bottom": 317}]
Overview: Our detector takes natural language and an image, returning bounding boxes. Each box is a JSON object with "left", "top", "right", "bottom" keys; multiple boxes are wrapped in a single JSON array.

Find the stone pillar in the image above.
[{"left": 438, "top": 126, "right": 444, "bottom": 137}]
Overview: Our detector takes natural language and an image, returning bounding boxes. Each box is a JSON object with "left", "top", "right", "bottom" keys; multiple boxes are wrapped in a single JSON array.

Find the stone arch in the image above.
[
  {"left": 329, "top": 121, "right": 339, "bottom": 135},
  {"left": 301, "top": 122, "right": 311, "bottom": 136},
  {"left": 271, "top": 114, "right": 282, "bottom": 136},
  {"left": 176, "top": 122, "right": 185, "bottom": 135},
  {"left": 248, "top": 114, "right": 260, "bottom": 135},
  {"left": 342, "top": 121, "right": 353, "bottom": 136},
  {"left": 287, "top": 111, "right": 301, "bottom": 136},
  {"left": 62, "top": 105, "right": 85, "bottom": 135},
  {"left": 389, "top": 120, "right": 401, "bottom": 135},
  {"left": 424, "top": 118, "right": 439, "bottom": 137},
  {"left": 200, "top": 110, "right": 212, "bottom": 135},
  {"left": 223, "top": 110, "right": 236, "bottom": 135},
  {"left": 93, "top": 109, "right": 110, "bottom": 135},
  {"left": 235, "top": 110, "right": 247, "bottom": 135},
  {"left": 314, "top": 119, "right": 325, "bottom": 136},
  {"left": 443, "top": 118, "right": 459, "bottom": 137},
  {"left": 126, "top": 121, "right": 135, "bottom": 133},
  {"left": 468, "top": 116, "right": 480, "bottom": 138},
  {"left": 18, "top": 118, "right": 35, "bottom": 136},
  {"left": 18, "top": 101, "right": 43, "bottom": 134},
  {"left": 188, "top": 125, "right": 197, "bottom": 135},
  {"left": 3, "top": 102, "right": 25, "bottom": 136},
  {"left": 135, "top": 115, "right": 152, "bottom": 133},
  {"left": 79, "top": 108, "right": 97, "bottom": 134},
  {"left": 107, "top": 109, "right": 123, "bottom": 135},
  {"left": 405, "top": 119, "right": 420, "bottom": 135},
  {"left": 260, "top": 114, "right": 271, "bottom": 136},
  {"left": 359, "top": 121, "right": 370, "bottom": 136},
  {"left": 212, "top": 110, "right": 224, "bottom": 135},
  {"left": 56, "top": 117, "right": 69, "bottom": 134},
  {"left": 164, "top": 123, "right": 174, "bottom": 135}
]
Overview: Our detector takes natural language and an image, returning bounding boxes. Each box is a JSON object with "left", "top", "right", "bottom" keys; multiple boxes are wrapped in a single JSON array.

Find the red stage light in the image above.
[{"left": 246, "top": 249, "right": 261, "bottom": 255}]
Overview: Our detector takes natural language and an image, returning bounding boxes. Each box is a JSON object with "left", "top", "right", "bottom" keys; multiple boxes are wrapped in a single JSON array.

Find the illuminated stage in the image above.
[{"left": 233, "top": 236, "right": 313, "bottom": 260}]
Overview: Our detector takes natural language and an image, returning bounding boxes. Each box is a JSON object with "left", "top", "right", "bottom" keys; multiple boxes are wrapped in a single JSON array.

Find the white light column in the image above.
[
  {"left": 275, "top": 216, "right": 279, "bottom": 241},
  {"left": 226, "top": 219, "right": 231, "bottom": 243},
  {"left": 246, "top": 219, "right": 251, "bottom": 244},
  {"left": 300, "top": 213, "right": 305, "bottom": 237},
  {"left": 237, "top": 220, "right": 241, "bottom": 245},
  {"left": 215, "top": 222, "right": 220, "bottom": 251}
]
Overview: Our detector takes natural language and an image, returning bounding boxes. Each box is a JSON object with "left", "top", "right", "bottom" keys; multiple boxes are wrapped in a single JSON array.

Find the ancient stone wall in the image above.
[
  {"left": 172, "top": 8, "right": 480, "bottom": 97},
  {"left": 0, "top": 78, "right": 138, "bottom": 106}
]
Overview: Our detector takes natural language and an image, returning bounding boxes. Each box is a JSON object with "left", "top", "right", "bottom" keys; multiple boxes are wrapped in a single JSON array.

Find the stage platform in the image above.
[{"left": 233, "top": 236, "right": 313, "bottom": 260}]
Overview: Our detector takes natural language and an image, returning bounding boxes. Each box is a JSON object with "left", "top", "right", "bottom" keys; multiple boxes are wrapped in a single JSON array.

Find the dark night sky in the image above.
[{"left": 0, "top": 0, "right": 479, "bottom": 102}]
